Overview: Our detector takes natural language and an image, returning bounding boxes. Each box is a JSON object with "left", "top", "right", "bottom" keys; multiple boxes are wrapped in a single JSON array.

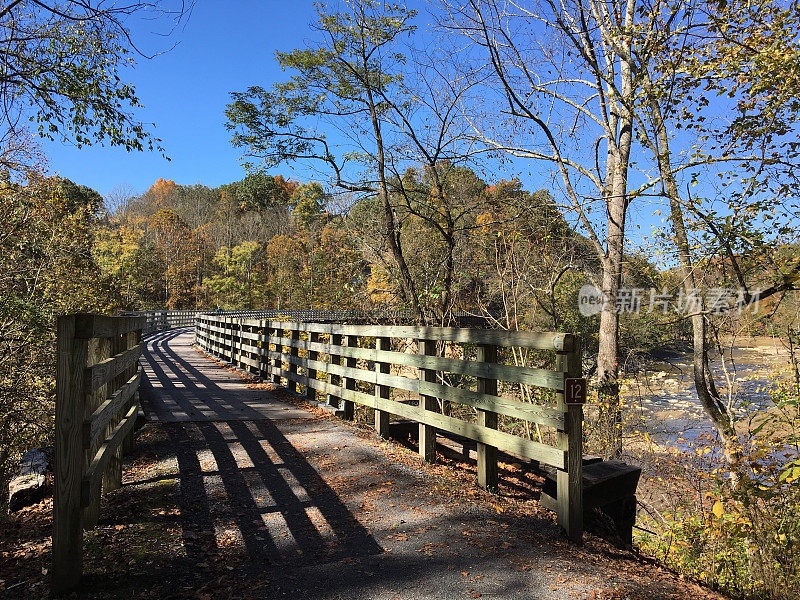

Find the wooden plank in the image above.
[
  {"left": 375, "top": 337, "right": 391, "bottom": 437},
  {"left": 74, "top": 314, "right": 145, "bottom": 339},
  {"left": 477, "top": 343, "right": 498, "bottom": 490},
  {"left": 276, "top": 339, "right": 563, "bottom": 390},
  {"left": 263, "top": 323, "right": 574, "bottom": 351},
  {"left": 200, "top": 319, "right": 574, "bottom": 354},
  {"left": 262, "top": 336, "right": 564, "bottom": 390},
  {"left": 307, "top": 331, "right": 319, "bottom": 402},
  {"left": 83, "top": 370, "right": 141, "bottom": 450},
  {"left": 327, "top": 333, "right": 342, "bottom": 409},
  {"left": 419, "top": 339, "right": 437, "bottom": 462},
  {"left": 288, "top": 329, "right": 300, "bottom": 393},
  {"left": 272, "top": 325, "right": 283, "bottom": 385},
  {"left": 81, "top": 404, "right": 139, "bottom": 507},
  {"left": 53, "top": 316, "right": 88, "bottom": 593},
  {"left": 417, "top": 380, "right": 565, "bottom": 429},
  {"left": 341, "top": 334, "right": 356, "bottom": 420},
  {"left": 274, "top": 342, "right": 566, "bottom": 429},
  {"left": 556, "top": 340, "right": 584, "bottom": 542},
  {"left": 84, "top": 344, "right": 142, "bottom": 393},
  {"left": 256, "top": 319, "right": 269, "bottom": 379},
  {"left": 335, "top": 386, "right": 566, "bottom": 468}
]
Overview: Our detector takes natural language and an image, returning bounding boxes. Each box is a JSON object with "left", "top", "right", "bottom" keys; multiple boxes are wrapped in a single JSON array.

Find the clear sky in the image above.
[
  {"left": 42, "top": 1, "right": 323, "bottom": 198},
  {"left": 37, "top": 0, "right": 720, "bottom": 259}
]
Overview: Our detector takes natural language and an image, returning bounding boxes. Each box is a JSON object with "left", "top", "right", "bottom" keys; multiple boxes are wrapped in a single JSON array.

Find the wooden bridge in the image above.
[{"left": 51, "top": 311, "right": 639, "bottom": 594}]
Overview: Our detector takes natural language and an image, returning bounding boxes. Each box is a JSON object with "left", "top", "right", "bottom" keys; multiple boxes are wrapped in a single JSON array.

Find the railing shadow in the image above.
[
  {"left": 165, "top": 418, "right": 382, "bottom": 566},
  {"left": 138, "top": 328, "right": 381, "bottom": 566},
  {"left": 140, "top": 328, "right": 270, "bottom": 421}
]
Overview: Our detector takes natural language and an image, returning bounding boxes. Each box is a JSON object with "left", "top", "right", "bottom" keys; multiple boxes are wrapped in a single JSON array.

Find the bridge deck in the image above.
[
  {"left": 140, "top": 329, "right": 309, "bottom": 422},
  {"left": 111, "top": 327, "right": 692, "bottom": 600}
]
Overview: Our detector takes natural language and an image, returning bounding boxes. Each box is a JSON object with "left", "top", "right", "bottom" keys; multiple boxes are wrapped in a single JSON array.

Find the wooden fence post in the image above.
[
  {"left": 272, "top": 323, "right": 283, "bottom": 385},
  {"left": 375, "top": 336, "right": 391, "bottom": 438},
  {"left": 307, "top": 331, "right": 319, "bottom": 402},
  {"left": 53, "top": 316, "right": 88, "bottom": 593},
  {"left": 341, "top": 334, "right": 356, "bottom": 420},
  {"left": 418, "top": 338, "right": 437, "bottom": 462},
  {"left": 476, "top": 343, "right": 498, "bottom": 490},
  {"left": 103, "top": 332, "right": 125, "bottom": 494},
  {"left": 258, "top": 319, "right": 268, "bottom": 381},
  {"left": 327, "top": 333, "right": 342, "bottom": 409},
  {"left": 556, "top": 339, "right": 583, "bottom": 542},
  {"left": 288, "top": 327, "right": 300, "bottom": 393},
  {"left": 83, "top": 335, "right": 110, "bottom": 530},
  {"left": 232, "top": 318, "right": 241, "bottom": 366}
]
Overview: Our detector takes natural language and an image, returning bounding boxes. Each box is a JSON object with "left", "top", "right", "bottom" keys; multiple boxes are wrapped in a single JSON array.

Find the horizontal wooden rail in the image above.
[
  {"left": 194, "top": 314, "right": 584, "bottom": 541},
  {"left": 83, "top": 370, "right": 141, "bottom": 449},
  {"left": 53, "top": 313, "right": 145, "bottom": 593},
  {"left": 84, "top": 345, "right": 143, "bottom": 392},
  {"left": 81, "top": 404, "right": 139, "bottom": 506}
]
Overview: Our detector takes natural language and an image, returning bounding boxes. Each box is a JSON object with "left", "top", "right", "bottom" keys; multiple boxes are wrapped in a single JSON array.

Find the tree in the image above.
[
  {"left": 265, "top": 234, "right": 308, "bottom": 308},
  {"left": 0, "top": 1, "right": 191, "bottom": 174},
  {"left": 627, "top": 0, "right": 800, "bottom": 509},
  {"left": 229, "top": 172, "right": 291, "bottom": 212},
  {"left": 147, "top": 208, "right": 201, "bottom": 308},
  {"left": 446, "top": 0, "right": 637, "bottom": 455},
  {"left": 391, "top": 164, "right": 488, "bottom": 323},
  {"left": 207, "top": 241, "right": 263, "bottom": 309},
  {"left": 290, "top": 182, "right": 326, "bottom": 228},
  {"left": 227, "top": 0, "right": 435, "bottom": 320},
  {"left": 0, "top": 174, "right": 119, "bottom": 508}
]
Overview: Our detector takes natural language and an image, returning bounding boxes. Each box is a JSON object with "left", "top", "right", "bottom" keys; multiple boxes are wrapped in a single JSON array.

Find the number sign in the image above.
[{"left": 565, "top": 378, "right": 586, "bottom": 405}]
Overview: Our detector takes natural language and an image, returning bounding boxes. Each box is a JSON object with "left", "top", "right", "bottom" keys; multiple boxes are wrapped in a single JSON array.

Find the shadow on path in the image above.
[
  {"left": 140, "top": 328, "right": 307, "bottom": 421},
  {"left": 137, "top": 328, "right": 381, "bottom": 567}
]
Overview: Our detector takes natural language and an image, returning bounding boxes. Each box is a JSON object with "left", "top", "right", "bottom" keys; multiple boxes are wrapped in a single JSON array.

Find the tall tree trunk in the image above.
[
  {"left": 596, "top": 168, "right": 628, "bottom": 458},
  {"left": 645, "top": 94, "right": 749, "bottom": 494}
]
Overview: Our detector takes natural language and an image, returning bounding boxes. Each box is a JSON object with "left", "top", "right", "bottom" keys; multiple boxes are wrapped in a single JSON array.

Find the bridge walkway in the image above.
[{"left": 126, "top": 328, "right": 687, "bottom": 600}]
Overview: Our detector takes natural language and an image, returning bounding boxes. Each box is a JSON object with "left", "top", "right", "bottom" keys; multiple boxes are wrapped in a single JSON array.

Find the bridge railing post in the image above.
[
  {"left": 341, "top": 334, "right": 356, "bottom": 420},
  {"left": 53, "top": 316, "right": 88, "bottom": 594},
  {"left": 476, "top": 342, "right": 498, "bottom": 490},
  {"left": 556, "top": 339, "right": 583, "bottom": 542},
  {"left": 272, "top": 323, "right": 283, "bottom": 385},
  {"left": 307, "top": 331, "right": 319, "bottom": 402},
  {"left": 418, "top": 338, "right": 437, "bottom": 462},
  {"left": 288, "top": 327, "right": 300, "bottom": 393},
  {"left": 375, "top": 336, "right": 391, "bottom": 438},
  {"left": 257, "top": 319, "right": 267, "bottom": 381},
  {"left": 327, "top": 332, "right": 342, "bottom": 409}
]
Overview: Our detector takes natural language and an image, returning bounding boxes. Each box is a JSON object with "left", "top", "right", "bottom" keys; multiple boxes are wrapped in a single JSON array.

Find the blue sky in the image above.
[
  {"left": 37, "top": 0, "right": 745, "bottom": 261},
  {"left": 42, "top": 1, "right": 322, "bottom": 197}
]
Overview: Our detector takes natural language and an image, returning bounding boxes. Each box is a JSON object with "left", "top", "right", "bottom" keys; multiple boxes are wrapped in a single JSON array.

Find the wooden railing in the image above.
[
  {"left": 123, "top": 310, "right": 198, "bottom": 335},
  {"left": 123, "top": 308, "right": 494, "bottom": 332},
  {"left": 194, "top": 314, "right": 585, "bottom": 540},
  {"left": 53, "top": 313, "right": 145, "bottom": 593}
]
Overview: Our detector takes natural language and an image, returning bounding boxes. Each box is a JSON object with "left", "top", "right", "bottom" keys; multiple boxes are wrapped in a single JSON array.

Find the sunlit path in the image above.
[{"left": 140, "top": 328, "right": 309, "bottom": 422}]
